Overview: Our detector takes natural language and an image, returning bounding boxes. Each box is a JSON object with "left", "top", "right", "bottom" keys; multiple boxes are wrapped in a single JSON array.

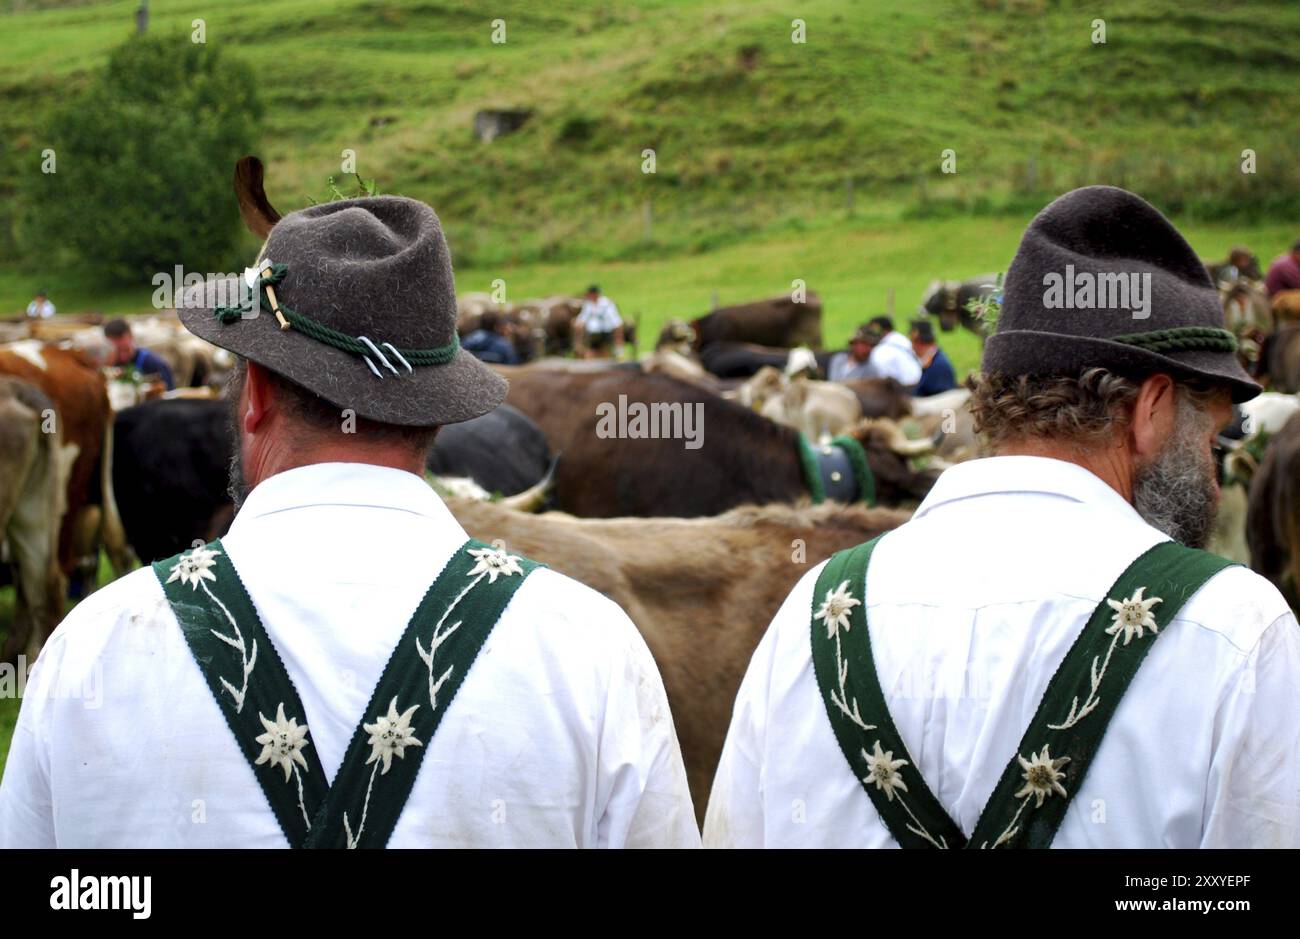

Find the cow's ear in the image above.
[{"left": 234, "top": 156, "right": 281, "bottom": 240}]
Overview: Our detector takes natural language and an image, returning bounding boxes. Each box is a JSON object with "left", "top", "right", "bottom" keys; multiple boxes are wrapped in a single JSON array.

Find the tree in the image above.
[{"left": 22, "top": 35, "right": 261, "bottom": 282}]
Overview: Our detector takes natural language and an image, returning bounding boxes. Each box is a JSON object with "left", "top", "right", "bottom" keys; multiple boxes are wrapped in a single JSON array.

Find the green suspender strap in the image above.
[
  {"left": 155, "top": 538, "right": 541, "bottom": 849},
  {"left": 810, "top": 538, "right": 1235, "bottom": 849}
]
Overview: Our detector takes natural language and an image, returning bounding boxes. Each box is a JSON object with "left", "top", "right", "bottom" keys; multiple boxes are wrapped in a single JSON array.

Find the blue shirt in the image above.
[
  {"left": 915, "top": 347, "right": 956, "bottom": 397},
  {"left": 134, "top": 348, "right": 175, "bottom": 390},
  {"left": 462, "top": 329, "right": 519, "bottom": 365}
]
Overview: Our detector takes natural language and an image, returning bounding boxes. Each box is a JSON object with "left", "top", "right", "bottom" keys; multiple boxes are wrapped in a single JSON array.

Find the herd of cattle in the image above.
[{"left": 2, "top": 268, "right": 1299, "bottom": 816}]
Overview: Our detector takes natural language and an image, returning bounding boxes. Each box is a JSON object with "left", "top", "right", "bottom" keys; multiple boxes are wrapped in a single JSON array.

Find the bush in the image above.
[{"left": 20, "top": 35, "right": 261, "bottom": 282}]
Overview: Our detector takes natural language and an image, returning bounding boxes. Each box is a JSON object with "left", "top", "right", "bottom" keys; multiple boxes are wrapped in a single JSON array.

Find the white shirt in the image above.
[
  {"left": 0, "top": 463, "right": 699, "bottom": 848},
  {"left": 576, "top": 295, "right": 622, "bottom": 333},
  {"left": 25, "top": 299, "right": 55, "bottom": 319},
  {"left": 864, "top": 331, "right": 922, "bottom": 386},
  {"left": 704, "top": 456, "right": 1300, "bottom": 848}
]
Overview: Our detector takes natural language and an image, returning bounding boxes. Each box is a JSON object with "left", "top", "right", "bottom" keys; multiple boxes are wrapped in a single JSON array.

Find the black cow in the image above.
[
  {"left": 425, "top": 404, "right": 552, "bottom": 496},
  {"left": 113, "top": 397, "right": 234, "bottom": 563}
]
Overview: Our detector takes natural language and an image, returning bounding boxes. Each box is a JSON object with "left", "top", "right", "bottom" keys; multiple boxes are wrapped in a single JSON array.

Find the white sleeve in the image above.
[
  {"left": 594, "top": 610, "right": 701, "bottom": 848},
  {"left": 1201, "top": 611, "right": 1300, "bottom": 847},
  {"left": 0, "top": 636, "right": 66, "bottom": 848}
]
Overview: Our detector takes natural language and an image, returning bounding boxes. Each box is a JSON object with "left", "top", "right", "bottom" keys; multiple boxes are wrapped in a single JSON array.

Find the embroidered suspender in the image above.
[
  {"left": 810, "top": 538, "right": 1234, "bottom": 849},
  {"left": 156, "top": 538, "right": 540, "bottom": 849}
]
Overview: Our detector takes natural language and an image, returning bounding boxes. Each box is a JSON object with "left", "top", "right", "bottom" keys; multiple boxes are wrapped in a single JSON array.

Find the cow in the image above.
[
  {"left": 501, "top": 367, "right": 939, "bottom": 517},
  {"left": 447, "top": 496, "right": 911, "bottom": 816},
  {"left": 1261, "top": 326, "right": 1300, "bottom": 393},
  {"left": 426, "top": 404, "right": 551, "bottom": 497},
  {"left": 0, "top": 377, "right": 68, "bottom": 663},
  {"left": 690, "top": 293, "right": 823, "bottom": 350},
  {"left": 920, "top": 274, "right": 1000, "bottom": 335},
  {"left": 1246, "top": 412, "right": 1300, "bottom": 609},
  {"left": 0, "top": 341, "right": 131, "bottom": 593},
  {"left": 839, "top": 377, "right": 913, "bottom": 420},
  {"left": 729, "top": 368, "right": 862, "bottom": 441},
  {"left": 698, "top": 341, "right": 833, "bottom": 379},
  {"left": 112, "top": 397, "right": 235, "bottom": 564}
]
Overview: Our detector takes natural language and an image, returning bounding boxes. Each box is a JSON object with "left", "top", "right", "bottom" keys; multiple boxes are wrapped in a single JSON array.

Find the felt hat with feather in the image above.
[{"left": 178, "top": 157, "right": 506, "bottom": 427}]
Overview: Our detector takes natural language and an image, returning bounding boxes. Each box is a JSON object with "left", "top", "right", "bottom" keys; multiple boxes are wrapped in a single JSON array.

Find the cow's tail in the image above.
[{"left": 98, "top": 418, "right": 136, "bottom": 576}]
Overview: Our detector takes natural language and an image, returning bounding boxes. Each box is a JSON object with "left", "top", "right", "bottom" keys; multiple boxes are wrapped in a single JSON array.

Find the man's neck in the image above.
[
  {"left": 996, "top": 439, "right": 1135, "bottom": 503},
  {"left": 245, "top": 440, "right": 426, "bottom": 493}
]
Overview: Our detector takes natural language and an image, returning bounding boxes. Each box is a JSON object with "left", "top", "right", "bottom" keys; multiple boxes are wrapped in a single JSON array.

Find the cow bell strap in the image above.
[
  {"left": 156, "top": 538, "right": 541, "bottom": 849},
  {"left": 810, "top": 537, "right": 1234, "bottom": 849},
  {"left": 810, "top": 536, "right": 965, "bottom": 848},
  {"left": 796, "top": 433, "right": 877, "bottom": 507},
  {"left": 968, "top": 541, "right": 1234, "bottom": 848},
  {"left": 155, "top": 540, "right": 329, "bottom": 848}
]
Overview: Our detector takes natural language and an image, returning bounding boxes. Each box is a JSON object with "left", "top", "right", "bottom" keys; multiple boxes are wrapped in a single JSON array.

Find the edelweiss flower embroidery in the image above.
[
  {"left": 166, "top": 545, "right": 220, "bottom": 589},
  {"left": 466, "top": 546, "right": 523, "bottom": 583},
  {"left": 1104, "top": 586, "right": 1163, "bottom": 646},
  {"left": 814, "top": 579, "right": 860, "bottom": 639},
  {"left": 862, "top": 740, "right": 909, "bottom": 802},
  {"left": 1015, "top": 745, "right": 1070, "bottom": 807},
  {"left": 363, "top": 696, "right": 422, "bottom": 774},
  {"left": 254, "top": 703, "right": 311, "bottom": 781}
]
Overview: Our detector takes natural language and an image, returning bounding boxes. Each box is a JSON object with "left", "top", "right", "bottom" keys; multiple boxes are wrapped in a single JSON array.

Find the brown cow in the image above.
[
  {"left": 0, "top": 377, "right": 68, "bottom": 662},
  {"left": 691, "top": 292, "right": 823, "bottom": 350},
  {"left": 448, "top": 497, "right": 911, "bottom": 816},
  {"left": 502, "top": 367, "right": 938, "bottom": 517},
  {"left": 0, "top": 341, "right": 132, "bottom": 593},
  {"left": 1247, "top": 412, "right": 1300, "bottom": 609},
  {"left": 1262, "top": 326, "right": 1300, "bottom": 393}
]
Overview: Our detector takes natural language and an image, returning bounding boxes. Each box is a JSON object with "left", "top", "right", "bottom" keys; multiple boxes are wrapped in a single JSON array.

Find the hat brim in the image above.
[
  {"left": 983, "top": 331, "right": 1261, "bottom": 404},
  {"left": 179, "top": 275, "right": 507, "bottom": 427}
]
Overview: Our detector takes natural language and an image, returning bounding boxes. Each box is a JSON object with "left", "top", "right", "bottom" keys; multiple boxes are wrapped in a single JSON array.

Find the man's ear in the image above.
[
  {"left": 1130, "top": 373, "right": 1178, "bottom": 461},
  {"left": 243, "top": 361, "right": 275, "bottom": 434}
]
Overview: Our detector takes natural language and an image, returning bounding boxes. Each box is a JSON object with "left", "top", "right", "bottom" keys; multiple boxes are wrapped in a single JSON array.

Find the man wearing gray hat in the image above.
[
  {"left": 0, "top": 196, "right": 699, "bottom": 848},
  {"left": 706, "top": 186, "right": 1300, "bottom": 848}
]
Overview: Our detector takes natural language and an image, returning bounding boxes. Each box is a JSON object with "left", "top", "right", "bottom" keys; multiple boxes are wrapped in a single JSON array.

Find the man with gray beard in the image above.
[{"left": 706, "top": 186, "right": 1300, "bottom": 848}]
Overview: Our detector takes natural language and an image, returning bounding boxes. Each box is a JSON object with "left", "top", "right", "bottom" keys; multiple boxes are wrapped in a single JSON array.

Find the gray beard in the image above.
[{"left": 1132, "top": 397, "right": 1219, "bottom": 549}]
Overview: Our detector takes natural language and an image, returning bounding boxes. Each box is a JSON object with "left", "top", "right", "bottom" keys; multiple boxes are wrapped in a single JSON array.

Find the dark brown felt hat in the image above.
[
  {"left": 982, "top": 185, "right": 1260, "bottom": 403},
  {"left": 179, "top": 196, "right": 506, "bottom": 426}
]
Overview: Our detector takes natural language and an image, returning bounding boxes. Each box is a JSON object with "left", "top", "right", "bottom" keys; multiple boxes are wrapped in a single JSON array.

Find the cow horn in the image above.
[
  {"left": 234, "top": 156, "right": 281, "bottom": 240},
  {"left": 878, "top": 419, "right": 935, "bottom": 456},
  {"left": 497, "top": 457, "right": 558, "bottom": 513}
]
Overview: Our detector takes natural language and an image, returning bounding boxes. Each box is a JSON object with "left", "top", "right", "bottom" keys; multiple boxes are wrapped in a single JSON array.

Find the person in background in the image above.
[
  {"left": 461, "top": 311, "right": 519, "bottom": 365},
  {"left": 827, "top": 325, "right": 877, "bottom": 382},
  {"left": 910, "top": 319, "right": 957, "bottom": 396},
  {"left": 104, "top": 317, "right": 175, "bottom": 390},
  {"left": 1207, "top": 246, "right": 1261, "bottom": 285},
  {"left": 865, "top": 315, "right": 922, "bottom": 388},
  {"left": 573, "top": 285, "right": 624, "bottom": 359},
  {"left": 1264, "top": 239, "right": 1300, "bottom": 297},
  {"left": 25, "top": 289, "right": 55, "bottom": 319}
]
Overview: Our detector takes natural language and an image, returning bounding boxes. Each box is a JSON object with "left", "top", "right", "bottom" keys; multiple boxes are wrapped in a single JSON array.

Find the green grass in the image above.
[{"left": 1, "top": 0, "right": 1299, "bottom": 307}]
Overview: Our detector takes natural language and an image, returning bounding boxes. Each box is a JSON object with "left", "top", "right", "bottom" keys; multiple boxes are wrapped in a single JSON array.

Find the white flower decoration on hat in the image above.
[
  {"left": 363, "top": 696, "right": 422, "bottom": 775},
  {"left": 466, "top": 546, "right": 524, "bottom": 584},
  {"left": 166, "top": 545, "right": 221, "bottom": 590},
  {"left": 254, "top": 703, "right": 311, "bottom": 782},
  {"left": 814, "top": 579, "right": 861, "bottom": 639},
  {"left": 1104, "top": 586, "right": 1162, "bottom": 646}
]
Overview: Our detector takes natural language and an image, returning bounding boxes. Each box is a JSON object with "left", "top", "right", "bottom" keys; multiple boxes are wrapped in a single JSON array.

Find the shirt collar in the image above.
[
  {"left": 228, "top": 462, "right": 460, "bottom": 530},
  {"left": 913, "top": 455, "right": 1145, "bottom": 524}
]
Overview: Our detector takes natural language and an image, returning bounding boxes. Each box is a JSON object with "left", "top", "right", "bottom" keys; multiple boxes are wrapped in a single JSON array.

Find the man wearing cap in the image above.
[
  {"left": 0, "top": 197, "right": 699, "bottom": 848},
  {"left": 827, "top": 325, "right": 877, "bottom": 382},
  {"left": 573, "top": 284, "right": 624, "bottom": 359},
  {"left": 705, "top": 186, "right": 1300, "bottom": 848},
  {"left": 909, "top": 319, "right": 957, "bottom": 397}
]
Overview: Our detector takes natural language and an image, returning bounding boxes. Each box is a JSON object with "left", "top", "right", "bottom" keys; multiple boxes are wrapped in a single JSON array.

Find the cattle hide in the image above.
[
  {"left": 426, "top": 404, "right": 551, "bottom": 497},
  {"left": 691, "top": 293, "right": 822, "bottom": 350},
  {"left": 448, "top": 497, "right": 911, "bottom": 818},
  {"left": 1247, "top": 412, "right": 1300, "bottom": 610}
]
